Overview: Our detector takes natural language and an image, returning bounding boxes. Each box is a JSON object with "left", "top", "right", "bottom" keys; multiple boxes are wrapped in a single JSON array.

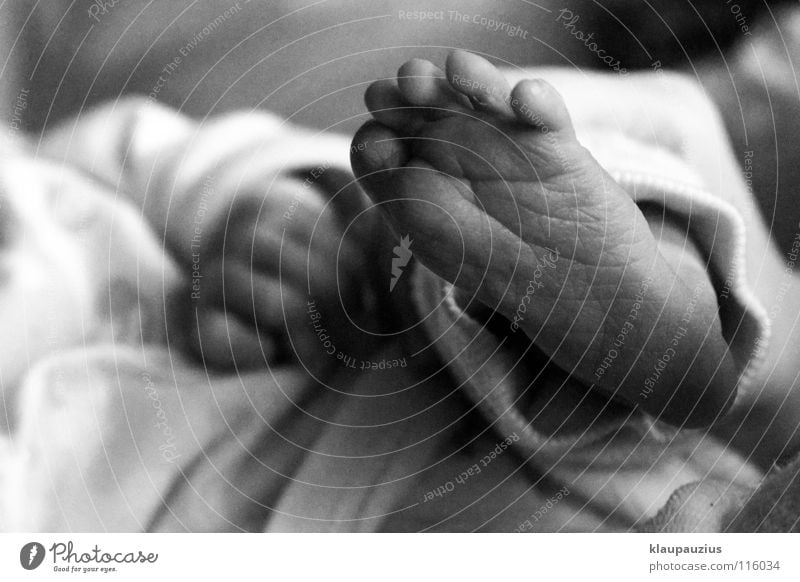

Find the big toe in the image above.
[
  {"left": 510, "top": 79, "right": 575, "bottom": 135},
  {"left": 364, "top": 79, "right": 424, "bottom": 134}
]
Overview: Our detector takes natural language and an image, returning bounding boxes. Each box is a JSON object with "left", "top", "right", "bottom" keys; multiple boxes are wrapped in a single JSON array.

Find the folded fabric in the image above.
[{"left": 410, "top": 67, "right": 776, "bottom": 530}]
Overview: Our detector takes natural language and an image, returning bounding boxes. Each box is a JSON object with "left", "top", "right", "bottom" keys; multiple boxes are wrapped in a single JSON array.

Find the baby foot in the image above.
[{"left": 352, "top": 51, "right": 738, "bottom": 425}]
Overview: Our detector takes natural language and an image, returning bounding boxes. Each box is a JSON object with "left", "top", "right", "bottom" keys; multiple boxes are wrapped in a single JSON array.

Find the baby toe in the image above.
[
  {"left": 446, "top": 50, "right": 515, "bottom": 119},
  {"left": 510, "top": 79, "right": 575, "bottom": 135},
  {"left": 364, "top": 79, "right": 424, "bottom": 134},
  {"left": 397, "top": 58, "right": 471, "bottom": 115}
]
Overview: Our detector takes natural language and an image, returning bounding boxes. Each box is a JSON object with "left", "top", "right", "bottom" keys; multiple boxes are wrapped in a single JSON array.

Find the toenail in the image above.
[{"left": 526, "top": 79, "right": 546, "bottom": 96}]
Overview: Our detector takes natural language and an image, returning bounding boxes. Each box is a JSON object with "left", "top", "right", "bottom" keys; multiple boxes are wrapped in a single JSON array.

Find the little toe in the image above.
[
  {"left": 397, "top": 58, "right": 472, "bottom": 113},
  {"left": 351, "top": 120, "right": 411, "bottom": 190},
  {"left": 510, "top": 79, "right": 575, "bottom": 135},
  {"left": 364, "top": 79, "right": 424, "bottom": 134},
  {"left": 445, "top": 50, "right": 515, "bottom": 119}
]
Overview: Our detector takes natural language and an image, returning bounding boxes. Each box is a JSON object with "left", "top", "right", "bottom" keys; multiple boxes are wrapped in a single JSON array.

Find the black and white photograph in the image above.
[{"left": 0, "top": 0, "right": 799, "bottom": 578}]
